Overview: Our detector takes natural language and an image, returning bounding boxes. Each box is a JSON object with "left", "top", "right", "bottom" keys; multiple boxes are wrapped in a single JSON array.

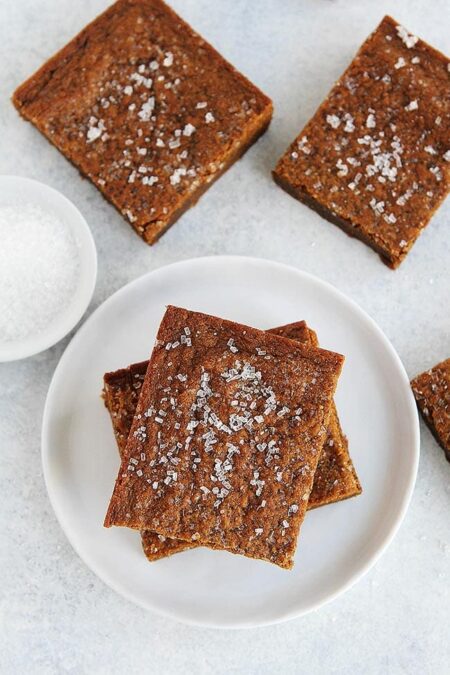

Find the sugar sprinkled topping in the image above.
[
  {"left": 370, "top": 198, "right": 385, "bottom": 216},
  {"left": 396, "top": 24, "right": 419, "bottom": 49},
  {"left": 73, "top": 31, "right": 264, "bottom": 207},
  {"left": 343, "top": 114, "right": 355, "bottom": 133},
  {"left": 130, "top": 72, "right": 152, "bottom": 88},
  {"left": 298, "top": 136, "right": 311, "bottom": 154},
  {"left": 170, "top": 167, "right": 187, "bottom": 186},
  {"left": 123, "top": 319, "right": 324, "bottom": 547},
  {"left": 86, "top": 116, "right": 106, "bottom": 143},
  {"left": 336, "top": 158, "right": 348, "bottom": 177},
  {"left": 430, "top": 166, "right": 442, "bottom": 181},
  {"left": 183, "top": 123, "right": 196, "bottom": 137},
  {"left": 142, "top": 175, "right": 158, "bottom": 186},
  {"left": 138, "top": 97, "right": 155, "bottom": 121},
  {"left": 366, "top": 113, "right": 376, "bottom": 129},
  {"left": 404, "top": 99, "right": 418, "bottom": 112},
  {"left": 326, "top": 114, "right": 341, "bottom": 129},
  {"left": 0, "top": 204, "right": 80, "bottom": 341}
]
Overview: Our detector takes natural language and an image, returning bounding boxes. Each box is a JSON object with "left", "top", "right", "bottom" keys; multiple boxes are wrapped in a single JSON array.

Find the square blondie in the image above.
[
  {"left": 273, "top": 15, "right": 449, "bottom": 268},
  {"left": 103, "top": 320, "right": 360, "bottom": 562},
  {"left": 104, "top": 306, "right": 344, "bottom": 569},
  {"left": 13, "top": 0, "right": 272, "bottom": 243}
]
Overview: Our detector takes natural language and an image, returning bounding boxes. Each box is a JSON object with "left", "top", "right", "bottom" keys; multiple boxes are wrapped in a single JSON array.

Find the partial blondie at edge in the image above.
[{"left": 411, "top": 358, "right": 450, "bottom": 462}]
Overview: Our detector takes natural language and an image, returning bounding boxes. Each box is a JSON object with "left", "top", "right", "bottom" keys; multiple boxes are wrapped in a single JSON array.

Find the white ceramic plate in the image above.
[
  {"left": 42, "top": 256, "right": 419, "bottom": 628},
  {"left": 0, "top": 175, "right": 97, "bottom": 362}
]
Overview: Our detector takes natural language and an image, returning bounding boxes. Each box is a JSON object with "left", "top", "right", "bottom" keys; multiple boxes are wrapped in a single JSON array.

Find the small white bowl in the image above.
[{"left": 0, "top": 176, "right": 97, "bottom": 362}]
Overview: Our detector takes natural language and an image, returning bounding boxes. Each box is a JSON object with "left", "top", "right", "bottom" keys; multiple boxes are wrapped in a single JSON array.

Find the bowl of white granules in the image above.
[{"left": 0, "top": 176, "right": 97, "bottom": 361}]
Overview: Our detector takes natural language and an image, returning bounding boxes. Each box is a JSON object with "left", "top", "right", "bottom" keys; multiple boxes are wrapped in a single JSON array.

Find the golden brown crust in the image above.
[
  {"left": 268, "top": 323, "right": 361, "bottom": 507},
  {"left": 104, "top": 306, "right": 344, "bottom": 568},
  {"left": 411, "top": 358, "right": 450, "bottom": 461},
  {"left": 12, "top": 0, "right": 272, "bottom": 244},
  {"left": 141, "top": 530, "right": 197, "bottom": 559},
  {"left": 103, "top": 320, "right": 360, "bottom": 562},
  {"left": 273, "top": 15, "right": 450, "bottom": 268},
  {"left": 103, "top": 360, "right": 149, "bottom": 451}
]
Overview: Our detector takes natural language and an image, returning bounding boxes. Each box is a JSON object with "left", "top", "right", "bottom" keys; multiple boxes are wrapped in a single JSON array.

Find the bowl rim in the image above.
[{"left": 0, "top": 175, "right": 97, "bottom": 362}]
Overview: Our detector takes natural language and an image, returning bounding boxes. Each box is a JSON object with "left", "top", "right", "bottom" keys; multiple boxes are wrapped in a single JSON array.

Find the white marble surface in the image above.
[{"left": 1, "top": 0, "right": 449, "bottom": 672}]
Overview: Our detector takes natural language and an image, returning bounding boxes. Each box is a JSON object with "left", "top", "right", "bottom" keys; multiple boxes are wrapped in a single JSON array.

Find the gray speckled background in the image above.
[{"left": 1, "top": 1, "right": 449, "bottom": 673}]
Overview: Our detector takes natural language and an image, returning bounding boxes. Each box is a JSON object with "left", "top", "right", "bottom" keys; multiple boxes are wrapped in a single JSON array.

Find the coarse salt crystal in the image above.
[
  {"left": 131, "top": 72, "right": 152, "bottom": 89},
  {"left": 326, "top": 114, "right": 341, "bottom": 129},
  {"left": 298, "top": 136, "right": 311, "bottom": 153},
  {"left": 394, "top": 57, "right": 406, "bottom": 69},
  {"left": 336, "top": 159, "right": 348, "bottom": 177},
  {"left": 142, "top": 175, "right": 158, "bottom": 186},
  {"left": 138, "top": 97, "right": 155, "bottom": 121},
  {"left": 430, "top": 166, "right": 442, "bottom": 181},
  {"left": 396, "top": 25, "right": 418, "bottom": 49},
  {"left": 183, "top": 123, "right": 196, "bottom": 136},
  {"left": 343, "top": 114, "right": 355, "bottom": 133},
  {"left": 86, "top": 116, "right": 106, "bottom": 143},
  {"left": 404, "top": 99, "right": 418, "bottom": 111},
  {"left": 170, "top": 167, "right": 187, "bottom": 185}
]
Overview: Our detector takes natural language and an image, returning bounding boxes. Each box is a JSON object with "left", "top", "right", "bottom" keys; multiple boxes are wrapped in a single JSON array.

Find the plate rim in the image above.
[{"left": 41, "top": 254, "right": 420, "bottom": 629}]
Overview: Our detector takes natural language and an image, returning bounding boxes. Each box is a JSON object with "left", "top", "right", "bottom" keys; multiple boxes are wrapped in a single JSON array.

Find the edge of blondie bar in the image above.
[{"left": 411, "top": 358, "right": 450, "bottom": 462}]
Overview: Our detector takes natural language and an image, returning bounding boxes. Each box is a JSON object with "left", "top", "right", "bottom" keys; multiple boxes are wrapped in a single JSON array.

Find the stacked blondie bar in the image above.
[{"left": 103, "top": 306, "right": 361, "bottom": 568}]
